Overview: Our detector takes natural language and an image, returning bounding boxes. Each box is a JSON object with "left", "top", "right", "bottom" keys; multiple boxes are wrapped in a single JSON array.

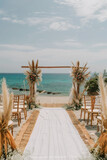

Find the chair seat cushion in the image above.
[
  {"left": 81, "top": 106, "right": 91, "bottom": 109},
  {"left": 88, "top": 109, "right": 101, "bottom": 113},
  {"left": 12, "top": 108, "right": 22, "bottom": 113},
  {"left": 19, "top": 105, "right": 27, "bottom": 109},
  {"left": 97, "top": 116, "right": 102, "bottom": 121},
  {"left": 8, "top": 120, "right": 13, "bottom": 126}
]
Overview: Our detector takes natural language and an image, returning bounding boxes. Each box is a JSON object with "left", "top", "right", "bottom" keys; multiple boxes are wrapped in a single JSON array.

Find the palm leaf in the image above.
[
  {"left": 32, "top": 60, "right": 34, "bottom": 70},
  {"left": 6, "top": 131, "right": 16, "bottom": 150},
  {"left": 4, "top": 136, "right": 7, "bottom": 156},
  {"left": 37, "top": 69, "right": 41, "bottom": 74},
  {"left": 28, "top": 61, "right": 32, "bottom": 71},
  {"left": 76, "top": 61, "right": 80, "bottom": 68},
  {"left": 82, "top": 63, "right": 88, "bottom": 71},
  {"left": 36, "top": 60, "right": 38, "bottom": 69}
]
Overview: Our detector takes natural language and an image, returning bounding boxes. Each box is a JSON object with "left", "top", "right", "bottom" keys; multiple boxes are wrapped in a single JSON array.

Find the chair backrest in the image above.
[
  {"left": 91, "top": 96, "right": 96, "bottom": 111},
  {"left": 13, "top": 95, "right": 19, "bottom": 112},
  {"left": 19, "top": 94, "right": 25, "bottom": 105},
  {"left": 84, "top": 95, "right": 91, "bottom": 108},
  {"left": 94, "top": 95, "right": 101, "bottom": 109}
]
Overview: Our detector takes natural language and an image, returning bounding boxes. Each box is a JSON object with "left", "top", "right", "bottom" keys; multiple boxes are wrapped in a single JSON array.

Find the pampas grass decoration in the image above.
[
  {"left": 68, "top": 84, "right": 74, "bottom": 105},
  {"left": 25, "top": 60, "right": 42, "bottom": 86},
  {"left": 68, "top": 82, "right": 86, "bottom": 109},
  {"left": 2, "top": 78, "right": 9, "bottom": 117},
  {"left": 99, "top": 74, "right": 107, "bottom": 119},
  {"left": 92, "top": 74, "right": 107, "bottom": 157},
  {"left": 25, "top": 60, "right": 42, "bottom": 108},
  {"left": 0, "top": 79, "right": 16, "bottom": 158},
  {"left": 69, "top": 61, "right": 89, "bottom": 109}
]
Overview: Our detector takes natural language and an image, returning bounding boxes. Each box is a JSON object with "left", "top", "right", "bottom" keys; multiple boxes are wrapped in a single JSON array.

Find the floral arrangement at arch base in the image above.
[
  {"left": 0, "top": 79, "right": 16, "bottom": 159},
  {"left": 68, "top": 82, "right": 86, "bottom": 110},
  {"left": 91, "top": 74, "right": 107, "bottom": 159},
  {"left": 25, "top": 60, "right": 42, "bottom": 108}
]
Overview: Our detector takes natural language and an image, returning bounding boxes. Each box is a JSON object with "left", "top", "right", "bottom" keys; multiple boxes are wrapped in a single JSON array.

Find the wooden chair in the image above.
[
  {"left": 80, "top": 95, "right": 91, "bottom": 120},
  {"left": 87, "top": 96, "right": 101, "bottom": 126},
  {"left": 12, "top": 95, "right": 22, "bottom": 126},
  {"left": 18, "top": 95, "right": 27, "bottom": 120},
  {"left": 97, "top": 115, "right": 103, "bottom": 133}
]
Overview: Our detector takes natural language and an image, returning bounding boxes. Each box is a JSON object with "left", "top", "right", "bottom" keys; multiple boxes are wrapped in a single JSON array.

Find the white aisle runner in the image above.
[{"left": 24, "top": 108, "right": 92, "bottom": 160}]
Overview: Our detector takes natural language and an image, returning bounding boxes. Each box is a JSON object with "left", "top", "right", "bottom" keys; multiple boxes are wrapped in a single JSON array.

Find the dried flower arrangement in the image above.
[
  {"left": 71, "top": 61, "right": 90, "bottom": 85},
  {"left": 25, "top": 60, "right": 42, "bottom": 85},
  {"left": 0, "top": 79, "right": 16, "bottom": 159},
  {"left": 91, "top": 74, "right": 107, "bottom": 158},
  {"left": 68, "top": 61, "right": 90, "bottom": 110},
  {"left": 68, "top": 82, "right": 86, "bottom": 110},
  {"left": 25, "top": 60, "right": 42, "bottom": 108}
]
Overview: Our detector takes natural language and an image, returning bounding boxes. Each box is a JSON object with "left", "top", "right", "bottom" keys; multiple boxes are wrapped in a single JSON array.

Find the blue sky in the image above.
[{"left": 0, "top": 0, "right": 107, "bottom": 73}]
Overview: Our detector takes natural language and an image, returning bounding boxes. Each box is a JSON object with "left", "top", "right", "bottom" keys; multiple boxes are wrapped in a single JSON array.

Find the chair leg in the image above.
[
  {"left": 18, "top": 113, "right": 21, "bottom": 126},
  {"left": 18, "top": 116, "right": 20, "bottom": 126},
  {"left": 97, "top": 120, "right": 99, "bottom": 132},
  {"left": 84, "top": 110, "right": 86, "bottom": 120},
  {"left": 101, "top": 124, "right": 103, "bottom": 133},
  {"left": 23, "top": 109, "right": 26, "bottom": 120},
  {"left": 26, "top": 109, "right": 27, "bottom": 118},
  {"left": 91, "top": 113, "right": 93, "bottom": 126},
  {"left": 11, "top": 125, "right": 13, "bottom": 136},
  {"left": 80, "top": 109, "right": 83, "bottom": 119},
  {"left": 26, "top": 109, "right": 27, "bottom": 117},
  {"left": 20, "top": 113, "right": 21, "bottom": 123},
  {"left": 87, "top": 112, "right": 90, "bottom": 125}
]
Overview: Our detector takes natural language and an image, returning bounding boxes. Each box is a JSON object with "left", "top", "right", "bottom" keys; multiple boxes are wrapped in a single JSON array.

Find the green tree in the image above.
[{"left": 85, "top": 73, "right": 99, "bottom": 95}]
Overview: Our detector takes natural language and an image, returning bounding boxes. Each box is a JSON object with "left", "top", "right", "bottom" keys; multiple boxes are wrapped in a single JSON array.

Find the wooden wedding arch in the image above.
[{"left": 21, "top": 62, "right": 88, "bottom": 98}]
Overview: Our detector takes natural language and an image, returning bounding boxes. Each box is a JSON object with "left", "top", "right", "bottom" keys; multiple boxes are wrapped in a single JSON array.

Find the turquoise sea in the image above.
[{"left": 0, "top": 73, "right": 73, "bottom": 96}]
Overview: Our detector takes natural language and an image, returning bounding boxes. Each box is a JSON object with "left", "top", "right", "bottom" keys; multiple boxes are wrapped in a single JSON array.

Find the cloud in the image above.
[
  {"left": 94, "top": 9, "right": 107, "bottom": 22},
  {"left": 93, "top": 43, "right": 107, "bottom": 47},
  {"left": 27, "top": 17, "right": 79, "bottom": 30},
  {"left": 49, "top": 21, "right": 79, "bottom": 31},
  {"left": 1, "top": 17, "right": 25, "bottom": 24},
  {"left": 0, "top": 44, "right": 36, "bottom": 51},
  {"left": 54, "top": 39, "right": 82, "bottom": 47},
  {"left": 1, "top": 15, "right": 79, "bottom": 31},
  {"left": 55, "top": 0, "right": 107, "bottom": 22}
]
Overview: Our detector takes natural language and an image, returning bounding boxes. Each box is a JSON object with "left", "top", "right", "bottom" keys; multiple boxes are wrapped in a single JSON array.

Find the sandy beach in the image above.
[{"left": 37, "top": 95, "right": 69, "bottom": 107}]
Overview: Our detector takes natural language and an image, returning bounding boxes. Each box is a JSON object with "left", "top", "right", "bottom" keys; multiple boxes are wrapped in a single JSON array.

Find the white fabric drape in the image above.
[{"left": 24, "top": 108, "right": 93, "bottom": 160}]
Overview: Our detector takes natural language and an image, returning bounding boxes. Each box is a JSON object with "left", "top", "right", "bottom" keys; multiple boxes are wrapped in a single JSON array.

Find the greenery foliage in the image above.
[
  {"left": 104, "top": 78, "right": 107, "bottom": 84},
  {"left": 85, "top": 73, "right": 99, "bottom": 95}
]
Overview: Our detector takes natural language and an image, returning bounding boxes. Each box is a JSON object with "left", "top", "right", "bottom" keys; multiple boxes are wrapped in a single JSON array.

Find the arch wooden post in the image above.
[{"left": 24, "top": 60, "right": 42, "bottom": 108}]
